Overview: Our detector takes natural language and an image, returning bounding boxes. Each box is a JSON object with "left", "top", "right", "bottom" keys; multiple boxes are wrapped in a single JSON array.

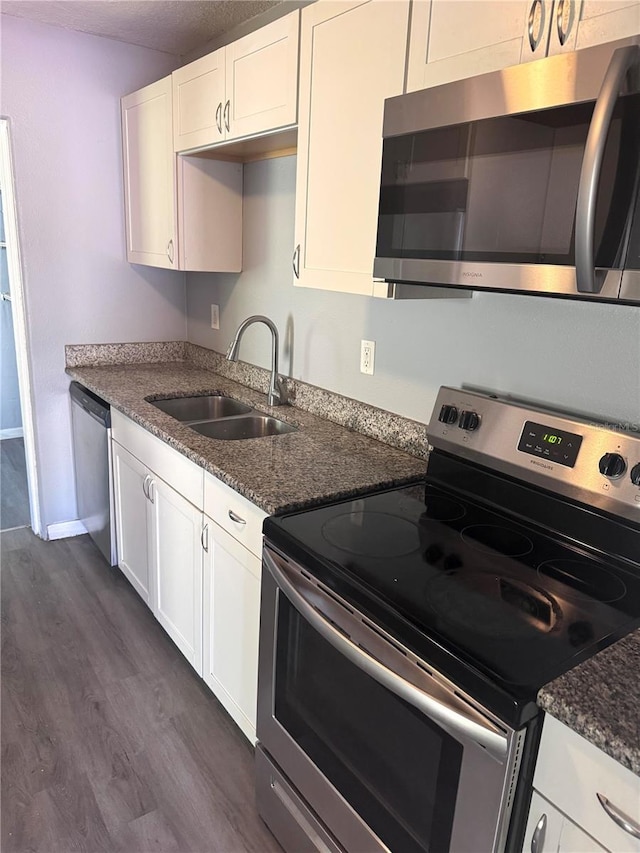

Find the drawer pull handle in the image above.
[
  {"left": 228, "top": 509, "right": 246, "bottom": 525},
  {"left": 201, "top": 523, "right": 209, "bottom": 553},
  {"left": 142, "top": 474, "right": 151, "bottom": 500},
  {"left": 531, "top": 813, "right": 546, "bottom": 853},
  {"left": 597, "top": 793, "right": 640, "bottom": 839}
]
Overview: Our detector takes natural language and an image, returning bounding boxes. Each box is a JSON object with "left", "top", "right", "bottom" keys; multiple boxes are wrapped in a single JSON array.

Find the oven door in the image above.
[{"left": 257, "top": 543, "right": 524, "bottom": 853}]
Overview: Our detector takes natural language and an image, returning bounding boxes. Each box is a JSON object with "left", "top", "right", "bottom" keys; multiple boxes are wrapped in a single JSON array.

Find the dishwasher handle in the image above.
[{"left": 69, "top": 381, "right": 111, "bottom": 428}]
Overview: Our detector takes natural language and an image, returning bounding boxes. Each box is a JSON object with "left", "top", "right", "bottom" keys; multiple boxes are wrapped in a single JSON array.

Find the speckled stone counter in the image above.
[
  {"left": 538, "top": 629, "right": 640, "bottom": 775},
  {"left": 66, "top": 361, "right": 427, "bottom": 515}
]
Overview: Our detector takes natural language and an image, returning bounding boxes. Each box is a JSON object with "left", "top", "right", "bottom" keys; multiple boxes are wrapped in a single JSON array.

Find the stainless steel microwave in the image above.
[{"left": 374, "top": 37, "right": 640, "bottom": 304}]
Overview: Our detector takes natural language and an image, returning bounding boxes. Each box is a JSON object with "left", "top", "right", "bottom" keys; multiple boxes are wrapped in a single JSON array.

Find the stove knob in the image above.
[
  {"left": 438, "top": 404, "right": 458, "bottom": 425},
  {"left": 458, "top": 410, "right": 480, "bottom": 431},
  {"left": 598, "top": 453, "right": 627, "bottom": 479},
  {"left": 630, "top": 463, "right": 640, "bottom": 486}
]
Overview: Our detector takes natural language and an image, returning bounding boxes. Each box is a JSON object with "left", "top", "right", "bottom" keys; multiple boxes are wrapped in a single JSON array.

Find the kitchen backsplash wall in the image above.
[
  {"left": 1, "top": 16, "right": 185, "bottom": 533},
  {"left": 186, "top": 155, "right": 640, "bottom": 428}
]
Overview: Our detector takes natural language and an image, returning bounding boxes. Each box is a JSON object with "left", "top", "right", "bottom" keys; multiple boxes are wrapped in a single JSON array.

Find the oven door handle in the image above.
[{"left": 264, "top": 548, "right": 509, "bottom": 763}]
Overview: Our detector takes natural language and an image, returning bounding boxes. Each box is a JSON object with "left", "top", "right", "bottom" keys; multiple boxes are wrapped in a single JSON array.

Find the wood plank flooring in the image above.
[
  {"left": 1, "top": 528, "right": 283, "bottom": 853},
  {"left": 1, "top": 437, "right": 30, "bottom": 530}
]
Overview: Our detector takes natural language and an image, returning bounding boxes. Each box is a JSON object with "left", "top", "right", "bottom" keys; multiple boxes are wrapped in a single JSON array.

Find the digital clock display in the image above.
[{"left": 517, "top": 421, "right": 583, "bottom": 468}]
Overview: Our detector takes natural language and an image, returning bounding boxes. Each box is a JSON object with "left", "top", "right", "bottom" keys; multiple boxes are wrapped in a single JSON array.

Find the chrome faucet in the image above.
[{"left": 226, "top": 315, "right": 288, "bottom": 406}]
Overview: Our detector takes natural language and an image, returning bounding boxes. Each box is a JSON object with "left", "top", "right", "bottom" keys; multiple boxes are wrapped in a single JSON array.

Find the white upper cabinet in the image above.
[
  {"left": 122, "top": 77, "right": 242, "bottom": 272},
  {"left": 407, "top": 0, "right": 530, "bottom": 90},
  {"left": 408, "top": 0, "right": 640, "bottom": 87},
  {"left": 521, "top": 0, "right": 640, "bottom": 61},
  {"left": 293, "top": 0, "right": 410, "bottom": 296},
  {"left": 121, "top": 76, "right": 177, "bottom": 268},
  {"left": 172, "top": 11, "right": 299, "bottom": 152}
]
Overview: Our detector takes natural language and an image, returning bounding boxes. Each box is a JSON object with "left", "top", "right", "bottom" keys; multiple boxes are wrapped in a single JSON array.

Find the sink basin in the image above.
[
  {"left": 150, "top": 394, "right": 252, "bottom": 422},
  {"left": 190, "top": 415, "right": 297, "bottom": 440}
]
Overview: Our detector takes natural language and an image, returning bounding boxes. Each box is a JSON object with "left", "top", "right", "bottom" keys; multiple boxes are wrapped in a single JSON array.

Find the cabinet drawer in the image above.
[
  {"left": 112, "top": 410, "right": 203, "bottom": 509},
  {"left": 204, "top": 472, "right": 266, "bottom": 558},
  {"left": 534, "top": 714, "right": 640, "bottom": 852}
]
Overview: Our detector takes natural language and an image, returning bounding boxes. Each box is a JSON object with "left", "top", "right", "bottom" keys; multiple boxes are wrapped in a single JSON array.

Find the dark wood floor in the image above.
[
  {"left": 1, "top": 437, "right": 30, "bottom": 531},
  {"left": 1, "top": 528, "right": 283, "bottom": 853}
]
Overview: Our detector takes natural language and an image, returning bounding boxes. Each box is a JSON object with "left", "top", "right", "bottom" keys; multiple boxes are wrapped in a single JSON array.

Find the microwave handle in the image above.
[
  {"left": 264, "top": 547, "right": 508, "bottom": 763},
  {"left": 576, "top": 45, "right": 639, "bottom": 293}
]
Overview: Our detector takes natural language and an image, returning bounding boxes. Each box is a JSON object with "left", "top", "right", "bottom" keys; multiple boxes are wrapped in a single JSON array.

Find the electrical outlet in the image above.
[
  {"left": 210, "top": 304, "right": 220, "bottom": 330},
  {"left": 360, "top": 340, "right": 375, "bottom": 375}
]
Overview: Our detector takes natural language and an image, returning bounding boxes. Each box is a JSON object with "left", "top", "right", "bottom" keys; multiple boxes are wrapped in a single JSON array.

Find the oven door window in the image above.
[
  {"left": 274, "top": 595, "right": 463, "bottom": 853},
  {"left": 376, "top": 94, "right": 640, "bottom": 267}
]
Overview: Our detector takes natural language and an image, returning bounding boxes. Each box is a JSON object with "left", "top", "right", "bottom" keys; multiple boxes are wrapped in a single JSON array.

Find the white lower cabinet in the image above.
[
  {"left": 111, "top": 410, "right": 266, "bottom": 742},
  {"left": 112, "top": 440, "right": 153, "bottom": 605},
  {"left": 111, "top": 411, "right": 204, "bottom": 676},
  {"left": 202, "top": 472, "right": 267, "bottom": 744},
  {"left": 149, "top": 476, "right": 203, "bottom": 675},
  {"left": 524, "top": 713, "right": 640, "bottom": 853},
  {"left": 202, "top": 517, "right": 262, "bottom": 744}
]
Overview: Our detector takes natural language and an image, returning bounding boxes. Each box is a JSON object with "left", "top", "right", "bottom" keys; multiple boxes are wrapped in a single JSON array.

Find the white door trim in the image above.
[{"left": 0, "top": 118, "right": 42, "bottom": 537}]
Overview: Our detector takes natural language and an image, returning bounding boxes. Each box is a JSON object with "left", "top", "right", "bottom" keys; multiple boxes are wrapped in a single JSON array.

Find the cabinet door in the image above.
[
  {"left": 558, "top": 819, "right": 607, "bottom": 852},
  {"left": 112, "top": 441, "right": 152, "bottom": 605},
  {"left": 407, "top": 0, "right": 528, "bottom": 91},
  {"left": 294, "top": 0, "right": 409, "bottom": 296},
  {"left": 225, "top": 11, "right": 299, "bottom": 141},
  {"left": 172, "top": 48, "right": 226, "bottom": 152},
  {"left": 149, "top": 476, "right": 203, "bottom": 675},
  {"left": 575, "top": 1, "right": 640, "bottom": 50},
  {"left": 203, "top": 518, "right": 261, "bottom": 743},
  {"left": 121, "top": 77, "right": 177, "bottom": 268}
]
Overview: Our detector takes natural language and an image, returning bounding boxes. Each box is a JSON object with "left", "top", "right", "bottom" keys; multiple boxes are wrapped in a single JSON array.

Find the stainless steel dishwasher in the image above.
[{"left": 69, "top": 381, "right": 117, "bottom": 566}]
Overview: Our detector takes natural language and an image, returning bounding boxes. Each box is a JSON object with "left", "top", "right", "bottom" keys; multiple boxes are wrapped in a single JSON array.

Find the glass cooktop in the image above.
[{"left": 265, "top": 475, "right": 640, "bottom": 724}]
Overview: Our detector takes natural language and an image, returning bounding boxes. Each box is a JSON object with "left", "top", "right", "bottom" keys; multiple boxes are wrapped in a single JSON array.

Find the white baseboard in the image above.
[
  {"left": 47, "top": 520, "right": 87, "bottom": 540},
  {"left": 0, "top": 427, "right": 24, "bottom": 440}
]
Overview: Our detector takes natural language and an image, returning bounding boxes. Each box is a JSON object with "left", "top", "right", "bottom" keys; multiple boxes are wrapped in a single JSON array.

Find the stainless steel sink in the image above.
[
  {"left": 149, "top": 394, "right": 252, "bottom": 422},
  {"left": 190, "top": 415, "right": 297, "bottom": 441}
]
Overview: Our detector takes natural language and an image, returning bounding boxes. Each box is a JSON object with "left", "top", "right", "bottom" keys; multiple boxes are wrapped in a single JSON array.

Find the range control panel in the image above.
[{"left": 428, "top": 386, "right": 640, "bottom": 524}]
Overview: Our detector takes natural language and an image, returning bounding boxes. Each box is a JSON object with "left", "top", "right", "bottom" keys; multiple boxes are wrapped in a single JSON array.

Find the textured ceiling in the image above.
[{"left": 1, "top": 0, "right": 285, "bottom": 56}]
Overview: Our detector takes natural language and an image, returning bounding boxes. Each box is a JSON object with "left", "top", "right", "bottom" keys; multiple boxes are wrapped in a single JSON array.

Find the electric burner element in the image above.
[
  {"left": 461, "top": 525, "right": 534, "bottom": 557},
  {"left": 321, "top": 512, "right": 420, "bottom": 558},
  {"left": 425, "top": 571, "right": 560, "bottom": 638},
  {"left": 422, "top": 496, "right": 467, "bottom": 522},
  {"left": 537, "top": 558, "right": 627, "bottom": 604}
]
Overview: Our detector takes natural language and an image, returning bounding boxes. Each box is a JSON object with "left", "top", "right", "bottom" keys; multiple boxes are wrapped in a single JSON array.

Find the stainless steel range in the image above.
[{"left": 256, "top": 387, "right": 640, "bottom": 853}]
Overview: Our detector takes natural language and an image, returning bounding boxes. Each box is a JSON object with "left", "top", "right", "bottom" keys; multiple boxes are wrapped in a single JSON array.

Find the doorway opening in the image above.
[{"left": 0, "top": 119, "right": 41, "bottom": 535}]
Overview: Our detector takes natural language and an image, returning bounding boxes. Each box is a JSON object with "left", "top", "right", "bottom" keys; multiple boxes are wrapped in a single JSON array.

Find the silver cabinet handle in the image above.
[
  {"left": 292, "top": 244, "right": 300, "bottom": 279},
  {"left": 201, "top": 523, "right": 209, "bottom": 552},
  {"left": 528, "top": 0, "right": 544, "bottom": 53},
  {"left": 147, "top": 478, "right": 155, "bottom": 504},
  {"left": 216, "top": 101, "right": 222, "bottom": 135},
  {"left": 531, "top": 813, "right": 546, "bottom": 853},
  {"left": 166, "top": 239, "right": 174, "bottom": 264},
  {"left": 576, "top": 45, "right": 639, "bottom": 294},
  {"left": 264, "top": 547, "right": 508, "bottom": 762},
  {"left": 597, "top": 793, "right": 640, "bottom": 840},
  {"left": 228, "top": 509, "right": 246, "bottom": 525},
  {"left": 142, "top": 474, "right": 151, "bottom": 500},
  {"left": 556, "top": 0, "right": 567, "bottom": 46},
  {"left": 224, "top": 99, "right": 230, "bottom": 133}
]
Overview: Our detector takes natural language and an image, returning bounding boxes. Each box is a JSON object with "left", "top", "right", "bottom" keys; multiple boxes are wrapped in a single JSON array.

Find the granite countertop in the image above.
[
  {"left": 66, "top": 361, "right": 427, "bottom": 515},
  {"left": 67, "top": 350, "right": 640, "bottom": 778},
  {"left": 538, "top": 629, "right": 640, "bottom": 776}
]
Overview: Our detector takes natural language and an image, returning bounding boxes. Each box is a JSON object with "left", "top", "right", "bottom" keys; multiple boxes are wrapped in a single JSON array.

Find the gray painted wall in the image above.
[
  {"left": 186, "top": 155, "right": 640, "bottom": 429},
  {"left": 1, "top": 16, "right": 186, "bottom": 532}
]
